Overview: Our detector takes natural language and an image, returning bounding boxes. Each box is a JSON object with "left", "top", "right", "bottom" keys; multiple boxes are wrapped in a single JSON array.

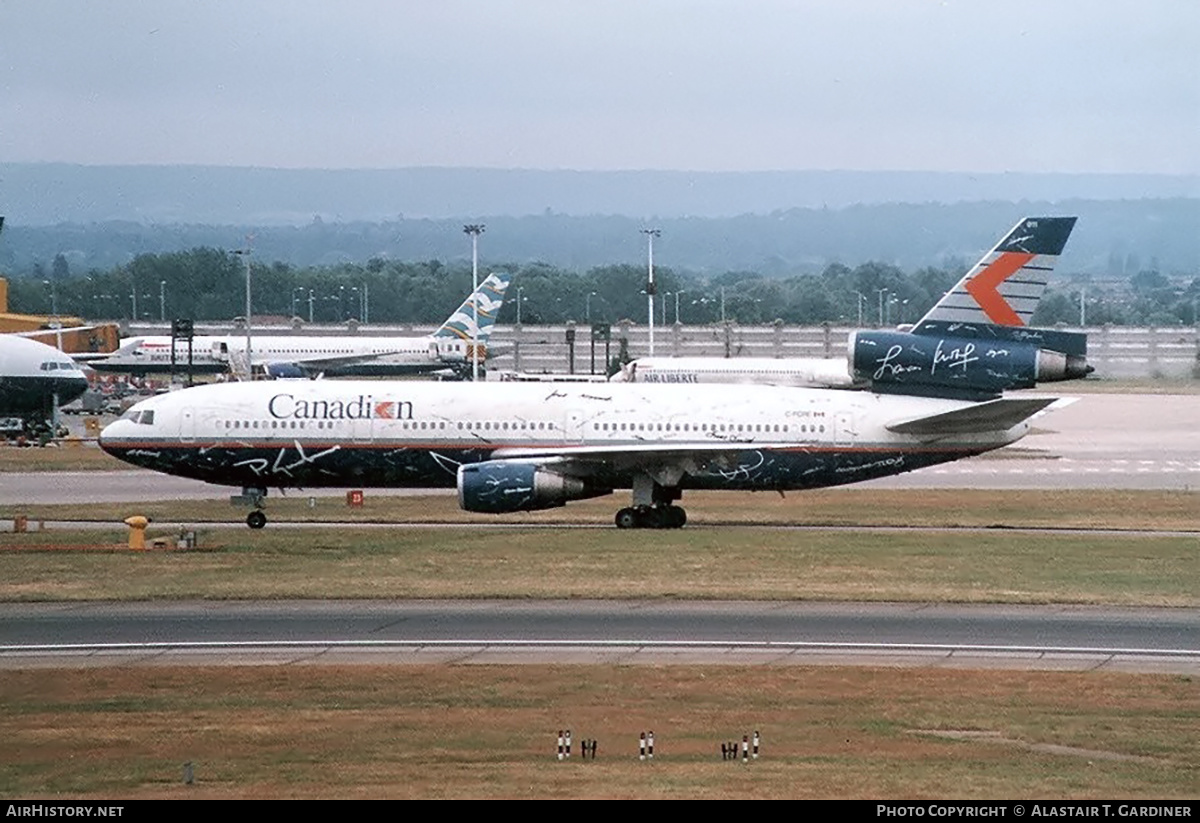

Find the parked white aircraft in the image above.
[
  {"left": 87, "top": 272, "right": 512, "bottom": 379},
  {"left": 99, "top": 378, "right": 1064, "bottom": 529},
  {"left": 612, "top": 217, "right": 1089, "bottom": 397},
  {"left": 0, "top": 335, "right": 89, "bottom": 437}
]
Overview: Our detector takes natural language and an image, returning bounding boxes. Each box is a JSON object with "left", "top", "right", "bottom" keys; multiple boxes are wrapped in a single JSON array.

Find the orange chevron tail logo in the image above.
[{"left": 964, "top": 251, "right": 1034, "bottom": 326}]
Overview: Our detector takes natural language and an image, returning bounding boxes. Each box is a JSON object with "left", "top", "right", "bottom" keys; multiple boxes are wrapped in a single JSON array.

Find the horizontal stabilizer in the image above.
[{"left": 886, "top": 397, "right": 1059, "bottom": 435}]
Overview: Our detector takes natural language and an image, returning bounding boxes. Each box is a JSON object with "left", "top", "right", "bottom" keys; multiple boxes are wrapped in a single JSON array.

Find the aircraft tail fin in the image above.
[
  {"left": 912, "top": 217, "right": 1077, "bottom": 332},
  {"left": 432, "top": 271, "right": 513, "bottom": 344}
]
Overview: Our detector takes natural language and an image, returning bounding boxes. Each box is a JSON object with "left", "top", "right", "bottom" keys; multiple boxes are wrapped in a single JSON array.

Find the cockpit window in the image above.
[
  {"left": 139, "top": 410, "right": 155, "bottom": 425},
  {"left": 39, "top": 360, "right": 79, "bottom": 372},
  {"left": 121, "top": 409, "right": 155, "bottom": 425}
]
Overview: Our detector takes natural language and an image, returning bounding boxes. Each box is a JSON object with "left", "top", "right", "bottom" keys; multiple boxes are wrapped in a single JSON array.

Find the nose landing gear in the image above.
[{"left": 231, "top": 486, "right": 269, "bottom": 529}]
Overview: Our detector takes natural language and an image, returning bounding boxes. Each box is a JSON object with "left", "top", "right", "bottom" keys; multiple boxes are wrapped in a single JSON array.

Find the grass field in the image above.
[
  {"left": 1, "top": 666, "right": 1196, "bottom": 799},
  {"left": 2, "top": 523, "right": 1197, "bottom": 605},
  {"left": 2, "top": 478, "right": 1196, "bottom": 798},
  {"left": 2, "top": 489, "right": 1198, "bottom": 605}
]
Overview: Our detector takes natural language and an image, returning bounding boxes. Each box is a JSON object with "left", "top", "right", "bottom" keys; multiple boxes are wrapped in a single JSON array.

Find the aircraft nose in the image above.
[
  {"left": 97, "top": 417, "right": 129, "bottom": 455},
  {"left": 58, "top": 374, "right": 90, "bottom": 406}
]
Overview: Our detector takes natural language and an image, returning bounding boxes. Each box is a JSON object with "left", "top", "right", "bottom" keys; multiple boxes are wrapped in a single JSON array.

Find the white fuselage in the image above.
[
  {"left": 0, "top": 335, "right": 90, "bottom": 419},
  {"left": 89, "top": 334, "right": 467, "bottom": 376},
  {"left": 612, "top": 356, "right": 863, "bottom": 389},
  {"left": 99, "top": 379, "right": 1034, "bottom": 496}
]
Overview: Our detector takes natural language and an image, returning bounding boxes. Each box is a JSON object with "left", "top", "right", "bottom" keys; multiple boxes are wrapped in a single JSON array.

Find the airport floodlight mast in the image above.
[
  {"left": 234, "top": 247, "right": 252, "bottom": 378},
  {"left": 641, "top": 228, "right": 661, "bottom": 356},
  {"left": 463, "top": 224, "right": 486, "bottom": 381}
]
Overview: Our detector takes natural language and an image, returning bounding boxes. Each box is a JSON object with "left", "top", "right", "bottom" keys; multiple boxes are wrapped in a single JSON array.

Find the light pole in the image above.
[
  {"left": 853, "top": 291, "right": 866, "bottom": 327},
  {"left": 292, "top": 287, "right": 306, "bottom": 319},
  {"left": 463, "top": 224, "right": 486, "bottom": 381},
  {"left": 886, "top": 295, "right": 898, "bottom": 326},
  {"left": 42, "top": 279, "right": 58, "bottom": 318},
  {"left": 233, "top": 248, "right": 252, "bottom": 377},
  {"left": 876, "top": 288, "right": 888, "bottom": 328},
  {"left": 641, "top": 228, "right": 660, "bottom": 356},
  {"left": 307, "top": 289, "right": 315, "bottom": 323},
  {"left": 674, "top": 290, "right": 686, "bottom": 324},
  {"left": 159, "top": 281, "right": 166, "bottom": 323},
  {"left": 515, "top": 285, "right": 524, "bottom": 326},
  {"left": 43, "top": 279, "right": 61, "bottom": 349},
  {"left": 586, "top": 291, "right": 597, "bottom": 323}
]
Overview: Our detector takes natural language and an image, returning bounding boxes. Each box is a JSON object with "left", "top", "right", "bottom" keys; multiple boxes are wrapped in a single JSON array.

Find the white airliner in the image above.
[
  {"left": 0, "top": 335, "right": 89, "bottom": 436},
  {"left": 88, "top": 272, "right": 512, "bottom": 379},
  {"left": 612, "top": 217, "right": 1089, "bottom": 395},
  {"left": 99, "top": 378, "right": 1064, "bottom": 529}
]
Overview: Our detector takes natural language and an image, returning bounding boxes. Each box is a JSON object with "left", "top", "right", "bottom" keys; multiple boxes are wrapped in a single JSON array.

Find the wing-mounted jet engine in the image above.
[{"left": 457, "top": 459, "right": 612, "bottom": 513}]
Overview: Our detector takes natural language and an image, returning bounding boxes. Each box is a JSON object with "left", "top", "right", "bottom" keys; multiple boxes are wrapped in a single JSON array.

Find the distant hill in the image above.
[
  {"left": 0, "top": 165, "right": 1196, "bottom": 277},
  {"left": 3, "top": 163, "right": 1197, "bottom": 224}
]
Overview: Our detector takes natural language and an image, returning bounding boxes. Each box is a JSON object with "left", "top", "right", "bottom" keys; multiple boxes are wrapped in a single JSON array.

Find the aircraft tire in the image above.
[
  {"left": 669, "top": 506, "right": 687, "bottom": 529},
  {"left": 615, "top": 508, "right": 639, "bottom": 529},
  {"left": 246, "top": 510, "right": 267, "bottom": 530},
  {"left": 616, "top": 506, "right": 686, "bottom": 529}
]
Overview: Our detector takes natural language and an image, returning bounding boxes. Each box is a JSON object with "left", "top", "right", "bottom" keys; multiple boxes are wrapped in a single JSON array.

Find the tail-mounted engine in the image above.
[
  {"left": 851, "top": 325, "right": 1091, "bottom": 398},
  {"left": 457, "top": 460, "right": 611, "bottom": 513}
]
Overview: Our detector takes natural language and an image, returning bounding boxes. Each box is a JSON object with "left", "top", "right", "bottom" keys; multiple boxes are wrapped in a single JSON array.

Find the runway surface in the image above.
[{"left": 3, "top": 600, "right": 1198, "bottom": 673}]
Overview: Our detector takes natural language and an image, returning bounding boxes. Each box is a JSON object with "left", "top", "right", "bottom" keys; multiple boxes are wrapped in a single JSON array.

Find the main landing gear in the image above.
[
  {"left": 231, "top": 486, "right": 269, "bottom": 529},
  {"left": 614, "top": 505, "right": 687, "bottom": 530},
  {"left": 614, "top": 478, "right": 687, "bottom": 529}
]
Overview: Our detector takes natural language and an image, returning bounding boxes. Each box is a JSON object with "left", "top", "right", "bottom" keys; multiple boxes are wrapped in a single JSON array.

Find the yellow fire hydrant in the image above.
[{"left": 124, "top": 515, "right": 149, "bottom": 550}]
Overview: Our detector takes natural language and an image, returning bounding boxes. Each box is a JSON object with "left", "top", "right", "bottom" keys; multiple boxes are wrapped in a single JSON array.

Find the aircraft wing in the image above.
[
  {"left": 483, "top": 440, "right": 798, "bottom": 487},
  {"left": 261, "top": 350, "right": 415, "bottom": 371},
  {"left": 885, "top": 397, "right": 1061, "bottom": 436}
]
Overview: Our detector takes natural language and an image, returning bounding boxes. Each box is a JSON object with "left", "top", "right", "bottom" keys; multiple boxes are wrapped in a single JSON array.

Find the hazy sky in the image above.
[{"left": 2, "top": 0, "right": 1196, "bottom": 174}]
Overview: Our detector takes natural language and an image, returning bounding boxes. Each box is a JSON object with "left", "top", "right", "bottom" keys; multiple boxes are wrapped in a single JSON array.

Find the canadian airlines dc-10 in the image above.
[
  {"left": 88, "top": 272, "right": 512, "bottom": 379},
  {"left": 98, "top": 218, "right": 1082, "bottom": 529},
  {"left": 100, "top": 377, "right": 1064, "bottom": 529},
  {"left": 612, "top": 217, "right": 1089, "bottom": 395}
]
